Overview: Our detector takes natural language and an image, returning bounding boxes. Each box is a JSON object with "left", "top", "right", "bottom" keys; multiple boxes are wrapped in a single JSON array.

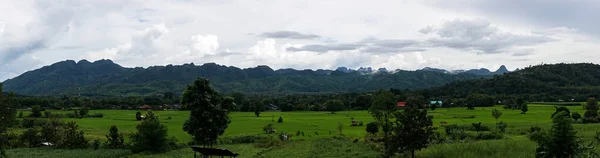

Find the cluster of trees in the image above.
[{"left": 0, "top": 83, "right": 16, "bottom": 157}]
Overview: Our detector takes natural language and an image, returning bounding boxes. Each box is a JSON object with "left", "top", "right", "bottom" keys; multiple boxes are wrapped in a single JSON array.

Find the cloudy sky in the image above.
[{"left": 1, "top": 0, "right": 599, "bottom": 81}]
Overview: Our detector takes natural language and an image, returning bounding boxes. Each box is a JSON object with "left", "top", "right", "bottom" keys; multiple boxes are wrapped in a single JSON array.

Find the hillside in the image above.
[
  {"left": 2, "top": 59, "right": 484, "bottom": 96},
  {"left": 424, "top": 63, "right": 600, "bottom": 100}
]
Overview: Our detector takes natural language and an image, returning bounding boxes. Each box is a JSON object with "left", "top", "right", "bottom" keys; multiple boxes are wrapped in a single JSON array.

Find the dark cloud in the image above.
[
  {"left": 286, "top": 38, "right": 423, "bottom": 53},
  {"left": 0, "top": 41, "right": 45, "bottom": 63},
  {"left": 429, "top": 0, "right": 600, "bottom": 37},
  {"left": 260, "top": 31, "right": 321, "bottom": 39},
  {"left": 421, "top": 19, "right": 556, "bottom": 54}
]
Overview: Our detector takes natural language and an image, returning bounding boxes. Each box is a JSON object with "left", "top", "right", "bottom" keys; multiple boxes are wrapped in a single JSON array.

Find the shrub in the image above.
[
  {"left": 21, "top": 119, "right": 35, "bottom": 128},
  {"left": 92, "top": 140, "right": 101, "bottom": 150},
  {"left": 571, "top": 112, "right": 582, "bottom": 121},
  {"left": 475, "top": 132, "right": 503, "bottom": 140},
  {"left": 130, "top": 111, "right": 170, "bottom": 153},
  {"left": 358, "top": 121, "right": 364, "bottom": 126},
  {"left": 105, "top": 125, "right": 125, "bottom": 149},
  {"left": 19, "top": 128, "right": 41, "bottom": 147},
  {"left": 296, "top": 130, "right": 301, "bottom": 136},
  {"left": 218, "top": 134, "right": 272, "bottom": 144},
  {"left": 40, "top": 119, "right": 64, "bottom": 144},
  {"left": 263, "top": 124, "right": 275, "bottom": 134},
  {"left": 44, "top": 111, "right": 51, "bottom": 118},
  {"left": 470, "top": 122, "right": 490, "bottom": 132},
  {"left": 167, "top": 116, "right": 172, "bottom": 120},
  {"left": 30, "top": 106, "right": 42, "bottom": 118},
  {"left": 497, "top": 121, "right": 508, "bottom": 132},
  {"left": 277, "top": 117, "right": 284, "bottom": 123},
  {"left": 79, "top": 107, "right": 89, "bottom": 117},
  {"left": 18, "top": 111, "right": 23, "bottom": 118},
  {"left": 254, "top": 138, "right": 283, "bottom": 148},
  {"left": 58, "top": 121, "right": 89, "bottom": 149},
  {"left": 135, "top": 112, "right": 143, "bottom": 121},
  {"left": 366, "top": 122, "right": 379, "bottom": 134}
]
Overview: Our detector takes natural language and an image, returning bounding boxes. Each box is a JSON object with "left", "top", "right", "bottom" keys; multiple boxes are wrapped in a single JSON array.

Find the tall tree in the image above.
[
  {"left": 390, "top": 107, "right": 433, "bottom": 158},
  {"left": 491, "top": 109, "right": 503, "bottom": 129},
  {"left": 355, "top": 94, "right": 373, "bottom": 110},
  {"left": 31, "top": 105, "right": 42, "bottom": 118},
  {"left": 130, "top": 111, "right": 170, "bottom": 153},
  {"left": 531, "top": 111, "right": 581, "bottom": 158},
  {"left": 584, "top": 97, "right": 598, "bottom": 123},
  {"left": 369, "top": 90, "right": 398, "bottom": 157},
  {"left": 325, "top": 99, "right": 345, "bottom": 114},
  {"left": 182, "top": 78, "right": 231, "bottom": 147},
  {"left": 106, "top": 125, "right": 125, "bottom": 149},
  {"left": 0, "top": 83, "right": 16, "bottom": 157}
]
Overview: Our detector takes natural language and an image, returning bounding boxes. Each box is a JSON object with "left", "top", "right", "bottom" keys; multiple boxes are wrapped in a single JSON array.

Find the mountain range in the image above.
[{"left": 1, "top": 59, "right": 491, "bottom": 96}]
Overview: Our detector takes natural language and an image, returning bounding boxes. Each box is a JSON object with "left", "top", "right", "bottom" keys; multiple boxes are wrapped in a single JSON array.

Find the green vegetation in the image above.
[{"left": 1, "top": 60, "right": 483, "bottom": 96}]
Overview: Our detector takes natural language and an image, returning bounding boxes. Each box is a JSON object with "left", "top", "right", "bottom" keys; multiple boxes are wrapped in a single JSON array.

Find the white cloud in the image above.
[{"left": 2, "top": 0, "right": 600, "bottom": 81}]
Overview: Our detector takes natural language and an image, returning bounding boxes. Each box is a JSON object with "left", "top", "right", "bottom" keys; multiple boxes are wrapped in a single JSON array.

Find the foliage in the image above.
[
  {"left": 389, "top": 107, "right": 433, "bottom": 158},
  {"left": 0, "top": 83, "right": 16, "bottom": 136},
  {"left": 105, "top": 125, "right": 125, "bottom": 149},
  {"left": 130, "top": 111, "right": 171, "bottom": 153},
  {"left": 337, "top": 122, "right": 344, "bottom": 135},
  {"left": 521, "top": 103, "right": 528, "bottom": 114},
  {"left": 325, "top": 99, "right": 345, "bottom": 114},
  {"left": 572, "top": 112, "right": 582, "bottom": 121},
  {"left": 40, "top": 119, "right": 64, "bottom": 144},
  {"left": 531, "top": 111, "right": 581, "bottom": 158},
  {"left": 218, "top": 134, "right": 272, "bottom": 144},
  {"left": 277, "top": 116, "right": 283, "bottom": 123},
  {"left": 497, "top": 121, "right": 508, "bottom": 133},
  {"left": 135, "top": 112, "right": 142, "bottom": 121},
  {"left": 369, "top": 90, "right": 399, "bottom": 154},
  {"left": 18, "top": 111, "right": 23, "bottom": 118},
  {"left": 1, "top": 60, "right": 484, "bottom": 96},
  {"left": 491, "top": 109, "right": 502, "bottom": 128},
  {"left": 79, "top": 107, "right": 89, "bottom": 116},
  {"left": 58, "top": 121, "right": 89, "bottom": 149},
  {"left": 551, "top": 106, "right": 571, "bottom": 119},
  {"left": 30, "top": 105, "right": 42, "bottom": 118},
  {"left": 584, "top": 97, "right": 599, "bottom": 123},
  {"left": 181, "top": 78, "right": 231, "bottom": 147},
  {"left": 366, "top": 122, "right": 379, "bottom": 134},
  {"left": 19, "top": 128, "right": 41, "bottom": 147},
  {"left": 263, "top": 124, "right": 275, "bottom": 134}
]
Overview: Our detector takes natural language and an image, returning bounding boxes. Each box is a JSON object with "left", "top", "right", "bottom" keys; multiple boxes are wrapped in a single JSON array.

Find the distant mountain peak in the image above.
[{"left": 495, "top": 65, "right": 509, "bottom": 74}]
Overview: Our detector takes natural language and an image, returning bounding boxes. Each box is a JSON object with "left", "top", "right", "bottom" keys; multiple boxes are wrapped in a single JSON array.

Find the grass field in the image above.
[{"left": 7, "top": 104, "right": 600, "bottom": 158}]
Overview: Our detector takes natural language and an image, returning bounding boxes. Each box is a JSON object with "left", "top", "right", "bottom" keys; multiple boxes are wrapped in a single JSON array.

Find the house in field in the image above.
[
  {"left": 139, "top": 105, "right": 151, "bottom": 110},
  {"left": 430, "top": 101, "right": 443, "bottom": 107},
  {"left": 397, "top": 102, "right": 406, "bottom": 108}
]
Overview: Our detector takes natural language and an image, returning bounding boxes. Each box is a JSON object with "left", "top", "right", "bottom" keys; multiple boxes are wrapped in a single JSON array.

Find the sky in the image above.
[{"left": 1, "top": 0, "right": 599, "bottom": 81}]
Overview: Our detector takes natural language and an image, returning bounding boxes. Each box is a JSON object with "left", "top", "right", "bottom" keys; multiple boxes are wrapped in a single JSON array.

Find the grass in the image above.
[{"left": 8, "top": 104, "right": 600, "bottom": 158}]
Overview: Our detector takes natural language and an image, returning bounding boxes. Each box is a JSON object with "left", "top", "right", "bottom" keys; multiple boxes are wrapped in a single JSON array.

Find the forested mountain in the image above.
[
  {"left": 2, "top": 59, "right": 484, "bottom": 96},
  {"left": 422, "top": 63, "right": 600, "bottom": 100}
]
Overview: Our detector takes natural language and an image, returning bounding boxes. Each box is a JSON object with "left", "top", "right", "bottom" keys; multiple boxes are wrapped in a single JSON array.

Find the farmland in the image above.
[{"left": 6, "top": 103, "right": 600, "bottom": 158}]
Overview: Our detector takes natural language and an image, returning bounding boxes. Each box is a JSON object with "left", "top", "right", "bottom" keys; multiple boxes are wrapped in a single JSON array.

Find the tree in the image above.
[
  {"left": 277, "top": 116, "right": 283, "bottom": 123},
  {"left": 79, "top": 106, "right": 89, "bottom": 117},
  {"left": 58, "top": 121, "right": 89, "bottom": 149},
  {"left": 337, "top": 122, "right": 344, "bottom": 135},
  {"left": 355, "top": 94, "right": 373, "bottom": 110},
  {"left": 182, "top": 78, "right": 231, "bottom": 147},
  {"left": 366, "top": 122, "right": 379, "bottom": 135},
  {"left": 31, "top": 105, "right": 42, "bottom": 118},
  {"left": 254, "top": 104, "right": 261, "bottom": 117},
  {"left": 572, "top": 112, "right": 582, "bottom": 121},
  {"left": 0, "top": 83, "right": 16, "bottom": 155},
  {"left": 325, "top": 99, "right": 345, "bottom": 114},
  {"left": 130, "top": 111, "right": 170, "bottom": 153},
  {"left": 40, "top": 119, "right": 63, "bottom": 144},
  {"left": 552, "top": 106, "right": 571, "bottom": 119},
  {"left": 521, "top": 103, "right": 528, "bottom": 114},
  {"left": 531, "top": 111, "right": 581, "bottom": 158},
  {"left": 221, "top": 96, "right": 237, "bottom": 112},
  {"left": 369, "top": 90, "right": 398, "bottom": 156},
  {"left": 491, "top": 109, "right": 503, "bottom": 129},
  {"left": 389, "top": 107, "right": 433, "bottom": 158},
  {"left": 135, "top": 111, "right": 143, "bottom": 121},
  {"left": 20, "top": 128, "right": 41, "bottom": 147},
  {"left": 584, "top": 97, "right": 598, "bottom": 123},
  {"left": 106, "top": 125, "right": 125, "bottom": 149}
]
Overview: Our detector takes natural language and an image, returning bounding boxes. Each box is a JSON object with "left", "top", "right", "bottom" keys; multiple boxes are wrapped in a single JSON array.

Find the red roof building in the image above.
[
  {"left": 139, "top": 105, "right": 151, "bottom": 110},
  {"left": 397, "top": 102, "right": 406, "bottom": 107}
]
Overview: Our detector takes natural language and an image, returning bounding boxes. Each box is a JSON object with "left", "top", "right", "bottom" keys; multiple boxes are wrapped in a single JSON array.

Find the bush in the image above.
[
  {"left": 21, "top": 119, "right": 35, "bottom": 128},
  {"left": 58, "top": 121, "right": 89, "bottom": 149},
  {"left": 572, "top": 112, "right": 582, "bottom": 121},
  {"left": 18, "top": 111, "right": 23, "bottom": 118},
  {"left": 366, "top": 122, "right": 379, "bottom": 134},
  {"left": 130, "top": 111, "right": 170, "bottom": 153},
  {"left": 105, "top": 125, "right": 125, "bottom": 149},
  {"left": 44, "top": 111, "right": 51, "bottom": 118},
  {"left": 475, "top": 132, "right": 504, "bottom": 140},
  {"left": 358, "top": 121, "right": 364, "bottom": 126},
  {"left": 254, "top": 138, "right": 283, "bottom": 148},
  {"left": 19, "top": 128, "right": 41, "bottom": 147},
  {"left": 30, "top": 106, "right": 42, "bottom": 118},
  {"left": 470, "top": 122, "right": 490, "bottom": 132},
  {"left": 277, "top": 117, "right": 284, "bottom": 123},
  {"left": 263, "top": 124, "right": 276, "bottom": 134},
  {"left": 219, "top": 134, "right": 272, "bottom": 144},
  {"left": 40, "top": 119, "right": 64, "bottom": 144},
  {"left": 497, "top": 121, "right": 508, "bottom": 132},
  {"left": 135, "top": 112, "right": 143, "bottom": 121}
]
